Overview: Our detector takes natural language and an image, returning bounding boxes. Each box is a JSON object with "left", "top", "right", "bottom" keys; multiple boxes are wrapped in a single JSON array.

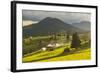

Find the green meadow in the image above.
[{"left": 22, "top": 33, "right": 91, "bottom": 63}]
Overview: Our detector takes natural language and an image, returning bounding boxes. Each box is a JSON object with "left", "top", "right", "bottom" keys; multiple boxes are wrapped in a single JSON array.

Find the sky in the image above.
[{"left": 22, "top": 10, "right": 91, "bottom": 26}]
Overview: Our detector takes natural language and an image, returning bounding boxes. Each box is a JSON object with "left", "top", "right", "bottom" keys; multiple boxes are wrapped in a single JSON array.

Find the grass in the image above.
[
  {"left": 22, "top": 34, "right": 91, "bottom": 63},
  {"left": 22, "top": 46, "right": 66, "bottom": 63},
  {"left": 38, "top": 48, "right": 91, "bottom": 62},
  {"left": 23, "top": 36, "right": 51, "bottom": 55},
  {"left": 22, "top": 46, "right": 91, "bottom": 63}
]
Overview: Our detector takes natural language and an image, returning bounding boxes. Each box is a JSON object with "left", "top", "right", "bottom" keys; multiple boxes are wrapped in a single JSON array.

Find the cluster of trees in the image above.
[
  {"left": 52, "top": 32, "right": 90, "bottom": 49},
  {"left": 23, "top": 31, "right": 90, "bottom": 56},
  {"left": 23, "top": 37, "right": 50, "bottom": 55},
  {"left": 48, "top": 32, "right": 88, "bottom": 49},
  {"left": 48, "top": 32, "right": 71, "bottom": 44}
]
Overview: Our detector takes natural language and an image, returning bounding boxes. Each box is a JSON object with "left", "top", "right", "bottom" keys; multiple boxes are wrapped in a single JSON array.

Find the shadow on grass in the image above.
[
  {"left": 23, "top": 50, "right": 41, "bottom": 58},
  {"left": 23, "top": 42, "right": 90, "bottom": 63}
]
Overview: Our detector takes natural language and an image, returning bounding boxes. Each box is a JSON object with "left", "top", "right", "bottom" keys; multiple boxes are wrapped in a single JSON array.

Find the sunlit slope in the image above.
[
  {"left": 39, "top": 48, "right": 91, "bottom": 62},
  {"left": 23, "top": 47, "right": 90, "bottom": 63},
  {"left": 22, "top": 46, "right": 65, "bottom": 63}
]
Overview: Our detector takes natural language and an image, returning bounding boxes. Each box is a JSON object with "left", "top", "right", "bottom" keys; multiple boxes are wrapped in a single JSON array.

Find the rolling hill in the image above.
[
  {"left": 23, "top": 17, "right": 85, "bottom": 37},
  {"left": 72, "top": 21, "right": 90, "bottom": 31}
]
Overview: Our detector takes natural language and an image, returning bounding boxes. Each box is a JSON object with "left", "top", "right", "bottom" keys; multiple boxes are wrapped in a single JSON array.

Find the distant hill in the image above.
[
  {"left": 72, "top": 21, "right": 90, "bottom": 31},
  {"left": 23, "top": 17, "right": 85, "bottom": 37}
]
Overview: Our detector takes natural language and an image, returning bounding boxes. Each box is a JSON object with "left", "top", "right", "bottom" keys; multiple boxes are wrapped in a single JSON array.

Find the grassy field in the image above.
[
  {"left": 22, "top": 33, "right": 91, "bottom": 63},
  {"left": 22, "top": 47, "right": 91, "bottom": 63},
  {"left": 38, "top": 48, "right": 91, "bottom": 62},
  {"left": 22, "top": 46, "right": 66, "bottom": 63}
]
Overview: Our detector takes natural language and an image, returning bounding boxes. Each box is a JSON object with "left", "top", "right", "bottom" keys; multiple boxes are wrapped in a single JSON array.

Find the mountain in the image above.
[
  {"left": 72, "top": 21, "right": 90, "bottom": 31},
  {"left": 23, "top": 17, "right": 84, "bottom": 37}
]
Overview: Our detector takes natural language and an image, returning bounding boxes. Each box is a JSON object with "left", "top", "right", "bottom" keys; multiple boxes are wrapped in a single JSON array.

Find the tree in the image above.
[
  {"left": 53, "top": 34, "right": 57, "bottom": 46},
  {"left": 71, "top": 32, "right": 81, "bottom": 49},
  {"left": 66, "top": 33, "right": 70, "bottom": 43}
]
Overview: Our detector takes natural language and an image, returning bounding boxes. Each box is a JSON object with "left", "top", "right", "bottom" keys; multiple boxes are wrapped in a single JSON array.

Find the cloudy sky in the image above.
[{"left": 22, "top": 10, "right": 91, "bottom": 26}]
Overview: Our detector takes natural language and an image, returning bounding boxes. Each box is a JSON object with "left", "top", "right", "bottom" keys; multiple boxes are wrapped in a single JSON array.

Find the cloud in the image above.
[{"left": 22, "top": 10, "right": 91, "bottom": 24}]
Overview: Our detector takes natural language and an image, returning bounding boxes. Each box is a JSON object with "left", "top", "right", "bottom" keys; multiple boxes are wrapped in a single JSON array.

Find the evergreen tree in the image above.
[
  {"left": 66, "top": 33, "right": 70, "bottom": 42},
  {"left": 54, "top": 34, "right": 57, "bottom": 46},
  {"left": 71, "top": 32, "right": 81, "bottom": 49}
]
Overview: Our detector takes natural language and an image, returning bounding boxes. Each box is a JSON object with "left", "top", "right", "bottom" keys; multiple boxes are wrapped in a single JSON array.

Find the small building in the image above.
[{"left": 41, "top": 43, "right": 63, "bottom": 51}]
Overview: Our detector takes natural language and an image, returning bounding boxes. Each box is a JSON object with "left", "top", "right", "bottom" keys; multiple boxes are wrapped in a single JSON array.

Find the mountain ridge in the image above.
[
  {"left": 72, "top": 21, "right": 90, "bottom": 31},
  {"left": 23, "top": 17, "right": 85, "bottom": 37}
]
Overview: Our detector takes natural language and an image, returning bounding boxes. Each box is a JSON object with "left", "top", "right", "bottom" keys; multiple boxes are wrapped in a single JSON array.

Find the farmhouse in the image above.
[{"left": 41, "top": 43, "right": 63, "bottom": 51}]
